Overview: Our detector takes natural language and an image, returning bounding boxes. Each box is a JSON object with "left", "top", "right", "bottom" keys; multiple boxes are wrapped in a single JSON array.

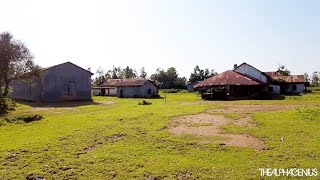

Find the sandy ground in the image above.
[
  {"left": 169, "top": 102, "right": 315, "bottom": 151},
  {"left": 168, "top": 113, "right": 264, "bottom": 151},
  {"left": 208, "top": 104, "right": 301, "bottom": 114}
]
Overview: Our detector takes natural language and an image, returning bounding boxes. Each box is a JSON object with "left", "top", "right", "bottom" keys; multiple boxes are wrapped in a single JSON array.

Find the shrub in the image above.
[
  {"left": 308, "top": 86, "right": 320, "bottom": 92},
  {"left": 163, "top": 89, "right": 181, "bottom": 93},
  {"left": 0, "top": 98, "right": 16, "bottom": 115},
  {"left": 0, "top": 114, "right": 43, "bottom": 126},
  {"left": 138, "top": 100, "right": 152, "bottom": 105}
]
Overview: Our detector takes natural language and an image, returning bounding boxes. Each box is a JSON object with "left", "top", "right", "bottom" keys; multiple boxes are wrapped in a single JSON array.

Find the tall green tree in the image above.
[
  {"left": 150, "top": 67, "right": 186, "bottom": 89},
  {"left": 139, "top": 67, "right": 147, "bottom": 79},
  {"left": 0, "top": 32, "right": 40, "bottom": 114},
  {"left": 123, "top": 66, "right": 137, "bottom": 78},
  {"left": 277, "top": 65, "right": 291, "bottom": 76},
  {"left": 93, "top": 66, "right": 107, "bottom": 86},
  {"left": 189, "top": 65, "right": 217, "bottom": 83},
  {"left": 304, "top": 72, "right": 310, "bottom": 82},
  {"left": 311, "top": 71, "right": 320, "bottom": 87}
]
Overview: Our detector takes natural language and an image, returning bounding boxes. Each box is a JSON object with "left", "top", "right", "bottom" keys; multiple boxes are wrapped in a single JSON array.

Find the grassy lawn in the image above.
[{"left": 1, "top": 92, "right": 320, "bottom": 179}]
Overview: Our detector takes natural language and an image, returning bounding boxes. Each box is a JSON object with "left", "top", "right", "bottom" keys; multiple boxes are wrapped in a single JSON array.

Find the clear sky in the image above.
[{"left": 1, "top": 0, "right": 319, "bottom": 78}]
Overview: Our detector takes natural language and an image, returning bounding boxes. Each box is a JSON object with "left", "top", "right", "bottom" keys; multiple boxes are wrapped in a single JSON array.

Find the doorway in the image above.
[{"left": 68, "top": 82, "right": 76, "bottom": 96}]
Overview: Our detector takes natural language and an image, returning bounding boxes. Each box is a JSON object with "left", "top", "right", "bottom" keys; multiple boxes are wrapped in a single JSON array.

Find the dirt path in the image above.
[
  {"left": 168, "top": 113, "right": 264, "bottom": 151},
  {"left": 207, "top": 104, "right": 300, "bottom": 114}
]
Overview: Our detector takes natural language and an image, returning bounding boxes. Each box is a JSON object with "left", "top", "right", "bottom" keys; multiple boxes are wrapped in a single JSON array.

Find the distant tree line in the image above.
[
  {"left": 94, "top": 66, "right": 141, "bottom": 86},
  {"left": 276, "top": 65, "right": 320, "bottom": 87},
  {"left": 305, "top": 72, "right": 320, "bottom": 87}
]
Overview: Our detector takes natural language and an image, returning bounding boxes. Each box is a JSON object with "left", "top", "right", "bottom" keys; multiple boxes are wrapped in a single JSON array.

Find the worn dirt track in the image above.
[
  {"left": 168, "top": 113, "right": 263, "bottom": 151},
  {"left": 167, "top": 103, "right": 303, "bottom": 151}
]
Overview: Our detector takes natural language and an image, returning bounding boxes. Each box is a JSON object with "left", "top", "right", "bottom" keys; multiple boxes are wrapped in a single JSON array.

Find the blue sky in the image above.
[{"left": 1, "top": 0, "right": 319, "bottom": 78}]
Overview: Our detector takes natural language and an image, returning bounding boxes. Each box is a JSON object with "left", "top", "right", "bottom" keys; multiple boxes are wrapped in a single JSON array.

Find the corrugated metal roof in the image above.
[
  {"left": 99, "top": 78, "right": 156, "bottom": 87},
  {"left": 194, "top": 70, "right": 264, "bottom": 88},
  {"left": 264, "top": 71, "right": 306, "bottom": 83},
  {"left": 269, "top": 75, "right": 305, "bottom": 83},
  {"left": 117, "top": 79, "right": 149, "bottom": 87},
  {"left": 264, "top": 71, "right": 281, "bottom": 76},
  {"left": 45, "top": 62, "right": 94, "bottom": 75},
  {"left": 99, "top": 79, "right": 123, "bottom": 87}
]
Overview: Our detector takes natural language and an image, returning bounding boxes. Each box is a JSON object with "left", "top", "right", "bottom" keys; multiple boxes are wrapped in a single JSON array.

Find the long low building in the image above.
[
  {"left": 93, "top": 79, "right": 159, "bottom": 98},
  {"left": 194, "top": 62, "right": 308, "bottom": 100}
]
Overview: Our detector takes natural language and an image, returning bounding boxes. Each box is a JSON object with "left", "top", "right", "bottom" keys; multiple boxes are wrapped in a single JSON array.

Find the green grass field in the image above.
[{"left": 1, "top": 92, "right": 320, "bottom": 179}]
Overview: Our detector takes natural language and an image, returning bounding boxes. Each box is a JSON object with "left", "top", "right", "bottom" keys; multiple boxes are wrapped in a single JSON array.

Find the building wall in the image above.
[
  {"left": 92, "top": 88, "right": 101, "bottom": 96},
  {"left": 42, "top": 63, "right": 92, "bottom": 102},
  {"left": 285, "top": 83, "right": 305, "bottom": 94},
  {"left": 187, "top": 82, "right": 198, "bottom": 92},
  {"left": 9, "top": 79, "right": 43, "bottom": 101},
  {"left": 235, "top": 64, "right": 268, "bottom": 83},
  {"left": 92, "top": 87, "right": 117, "bottom": 96},
  {"left": 116, "top": 81, "right": 158, "bottom": 98},
  {"left": 267, "top": 85, "right": 280, "bottom": 94},
  {"left": 105, "top": 88, "right": 117, "bottom": 96}
]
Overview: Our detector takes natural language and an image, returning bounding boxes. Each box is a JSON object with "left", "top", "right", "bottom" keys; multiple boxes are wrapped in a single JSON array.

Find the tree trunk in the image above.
[
  {"left": 0, "top": 85, "right": 3, "bottom": 100},
  {"left": 0, "top": 81, "right": 4, "bottom": 115},
  {"left": 3, "top": 79, "right": 10, "bottom": 97}
]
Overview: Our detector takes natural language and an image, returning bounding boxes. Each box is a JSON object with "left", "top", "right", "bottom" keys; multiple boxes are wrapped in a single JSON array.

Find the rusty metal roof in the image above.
[
  {"left": 117, "top": 79, "right": 149, "bottom": 87},
  {"left": 269, "top": 75, "right": 305, "bottom": 83},
  {"left": 264, "top": 71, "right": 306, "bottom": 83},
  {"left": 99, "top": 78, "right": 157, "bottom": 87},
  {"left": 194, "top": 70, "right": 265, "bottom": 88},
  {"left": 99, "top": 79, "right": 123, "bottom": 87}
]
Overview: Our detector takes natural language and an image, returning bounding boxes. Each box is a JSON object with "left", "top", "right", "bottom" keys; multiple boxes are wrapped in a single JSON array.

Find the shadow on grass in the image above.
[{"left": 16, "top": 99, "right": 105, "bottom": 108}]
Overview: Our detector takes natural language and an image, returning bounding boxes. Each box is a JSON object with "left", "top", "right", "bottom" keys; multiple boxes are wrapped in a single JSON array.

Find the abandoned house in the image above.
[
  {"left": 9, "top": 62, "right": 93, "bottom": 102},
  {"left": 93, "top": 79, "right": 159, "bottom": 98},
  {"left": 92, "top": 79, "right": 121, "bottom": 96},
  {"left": 194, "top": 62, "right": 308, "bottom": 100},
  {"left": 187, "top": 81, "right": 199, "bottom": 92},
  {"left": 264, "top": 72, "right": 307, "bottom": 94}
]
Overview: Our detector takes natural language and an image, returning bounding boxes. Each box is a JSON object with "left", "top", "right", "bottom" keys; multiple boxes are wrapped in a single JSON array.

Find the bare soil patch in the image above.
[
  {"left": 233, "top": 116, "right": 256, "bottom": 127},
  {"left": 168, "top": 113, "right": 264, "bottom": 151},
  {"left": 220, "top": 134, "right": 264, "bottom": 151},
  {"left": 208, "top": 104, "right": 300, "bottom": 114}
]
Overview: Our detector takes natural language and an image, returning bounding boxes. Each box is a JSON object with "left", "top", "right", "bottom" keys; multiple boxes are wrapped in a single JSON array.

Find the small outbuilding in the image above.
[
  {"left": 265, "top": 72, "right": 308, "bottom": 94},
  {"left": 93, "top": 79, "right": 159, "bottom": 98},
  {"left": 92, "top": 79, "right": 121, "bottom": 96},
  {"left": 187, "top": 81, "right": 199, "bottom": 92},
  {"left": 9, "top": 62, "right": 93, "bottom": 102},
  {"left": 195, "top": 70, "right": 267, "bottom": 100}
]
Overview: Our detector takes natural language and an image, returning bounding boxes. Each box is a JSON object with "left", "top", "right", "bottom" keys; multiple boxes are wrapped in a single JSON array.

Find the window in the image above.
[
  {"left": 293, "top": 84, "right": 297, "bottom": 91},
  {"left": 147, "top": 89, "right": 152, "bottom": 95},
  {"left": 268, "top": 87, "right": 273, "bottom": 93}
]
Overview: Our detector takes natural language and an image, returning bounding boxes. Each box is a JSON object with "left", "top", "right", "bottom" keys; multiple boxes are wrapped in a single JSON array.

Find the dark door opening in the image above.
[
  {"left": 101, "top": 89, "right": 106, "bottom": 96},
  {"left": 120, "top": 90, "right": 123, "bottom": 98}
]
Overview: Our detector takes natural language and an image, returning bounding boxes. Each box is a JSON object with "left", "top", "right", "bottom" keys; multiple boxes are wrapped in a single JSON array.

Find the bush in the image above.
[
  {"left": 0, "top": 98, "right": 16, "bottom": 115},
  {"left": 308, "top": 86, "right": 320, "bottom": 92},
  {"left": 163, "top": 89, "right": 181, "bottom": 93},
  {"left": 138, "top": 100, "right": 152, "bottom": 105},
  {"left": 0, "top": 114, "right": 43, "bottom": 126}
]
